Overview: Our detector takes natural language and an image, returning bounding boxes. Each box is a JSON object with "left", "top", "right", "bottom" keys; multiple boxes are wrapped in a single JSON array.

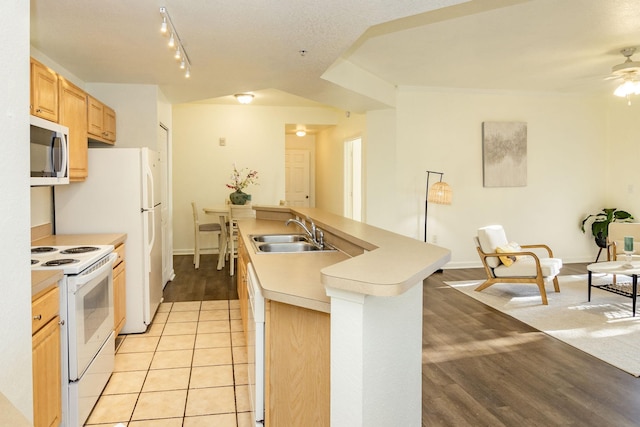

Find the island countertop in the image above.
[{"left": 240, "top": 206, "right": 451, "bottom": 313}]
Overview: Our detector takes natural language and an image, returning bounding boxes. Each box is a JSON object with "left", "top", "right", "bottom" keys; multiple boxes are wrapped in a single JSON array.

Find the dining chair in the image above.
[
  {"left": 191, "top": 202, "right": 222, "bottom": 269},
  {"left": 228, "top": 204, "right": 256, "bottom": 276}
]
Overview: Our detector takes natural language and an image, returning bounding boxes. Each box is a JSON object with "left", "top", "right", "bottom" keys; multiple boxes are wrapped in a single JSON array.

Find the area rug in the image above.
[{"left": 445, "top": 274, "right": 640, "bottom": 376}]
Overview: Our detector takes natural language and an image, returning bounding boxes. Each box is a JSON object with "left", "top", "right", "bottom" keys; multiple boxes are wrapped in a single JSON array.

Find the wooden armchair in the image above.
[{"left": 474, "top": 225, "right": 563, "bottom": 305}]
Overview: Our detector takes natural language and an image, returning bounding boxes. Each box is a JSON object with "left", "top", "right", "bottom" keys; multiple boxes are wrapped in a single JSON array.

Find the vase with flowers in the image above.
[{"left": 226, "top": 164, "right": 258, "bottom": 205}]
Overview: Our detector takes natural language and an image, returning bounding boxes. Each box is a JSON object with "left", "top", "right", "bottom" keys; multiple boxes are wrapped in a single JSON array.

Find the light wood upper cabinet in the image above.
[
  {"left": 113, "top": 243, "right": 127, "bottom": 336},
  {"left": 88, "top": 95, "right": 116, "bottom": 144},
  {"left": 30, "top": 58, "right": 59, "bottom": 122},
  {"left": 103, "top": 104, "right": 116, "bottom": 142},
  {"left": 32, "top": 286, "right": 62, "bottom": 427},
  {"left": 59, "top": 77, "right": 88, "bottom": 181}
]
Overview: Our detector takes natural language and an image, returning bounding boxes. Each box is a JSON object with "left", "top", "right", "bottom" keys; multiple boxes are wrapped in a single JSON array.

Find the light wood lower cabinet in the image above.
[
  {"left": 237, "top": 232, "right": 330, "bottom": 426},
  {"left": 32, "top": 286, "right": 61, "bottom": 427},
  {"left": 265, "top": 300, "right": 330, "bottom": 427},
  {"left": 113, "top": 243, "right": 127, "bottom": 335},
  {"left": 237, "top": 236, "right": 249, "bottom": 338}
]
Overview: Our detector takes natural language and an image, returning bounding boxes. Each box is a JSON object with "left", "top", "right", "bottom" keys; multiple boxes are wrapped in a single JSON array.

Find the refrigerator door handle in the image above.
[{"left": 143, "top": 160, "right": 156, "bottom": 252}]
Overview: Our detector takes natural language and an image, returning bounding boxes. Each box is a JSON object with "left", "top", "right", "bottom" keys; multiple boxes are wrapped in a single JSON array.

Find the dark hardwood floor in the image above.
[
  {"left": 165, "top": 256, "right": 640, "bottom": 426},
  {"left": 163, "top": 254, "right": 238, "bottom": 302}
]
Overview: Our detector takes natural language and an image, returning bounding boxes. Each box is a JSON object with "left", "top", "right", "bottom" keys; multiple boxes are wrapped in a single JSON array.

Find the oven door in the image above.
[{"left": 67, "top": 253, "right": 116, "bottom": 381}]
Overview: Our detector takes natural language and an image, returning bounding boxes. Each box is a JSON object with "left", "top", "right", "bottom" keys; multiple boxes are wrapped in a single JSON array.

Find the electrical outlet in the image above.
[
  {"left": 219, "top": 137, "right": 226, "bottom": 146},
  {"left": 432, "top": 235, "right": 438, "bottom": 244}
]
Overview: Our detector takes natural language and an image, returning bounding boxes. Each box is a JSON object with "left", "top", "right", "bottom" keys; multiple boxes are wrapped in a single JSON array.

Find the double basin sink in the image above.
[{"left": 250, "top": 234, "right": 337, "bottom": 253}]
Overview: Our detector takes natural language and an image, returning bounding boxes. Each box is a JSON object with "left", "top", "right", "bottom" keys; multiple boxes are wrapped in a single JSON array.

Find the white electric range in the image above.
[{"left": 31, "top": 244, "right": 116, "bottom": 427}]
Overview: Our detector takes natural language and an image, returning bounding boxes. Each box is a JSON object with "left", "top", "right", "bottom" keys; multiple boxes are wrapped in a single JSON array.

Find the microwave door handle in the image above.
[
  {"left": 55, "top": 131, "right": 68, "bottom": 178},
  {"left": 51, "top": 132, "right": 68, "bottom": 178}
]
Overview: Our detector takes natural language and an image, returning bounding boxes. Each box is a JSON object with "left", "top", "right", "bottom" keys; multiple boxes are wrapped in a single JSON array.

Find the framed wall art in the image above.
[{"left": 482, "top": 121, "right": 527, "bottom": 187}]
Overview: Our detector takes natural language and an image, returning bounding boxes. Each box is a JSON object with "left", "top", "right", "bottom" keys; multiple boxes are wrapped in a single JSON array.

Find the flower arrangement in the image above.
[{"left": 226, "top": 163, "right": 259, "bottom": 192}]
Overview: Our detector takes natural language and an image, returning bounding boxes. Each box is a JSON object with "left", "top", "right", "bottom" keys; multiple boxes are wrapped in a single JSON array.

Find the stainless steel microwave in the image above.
[{"left": 30, "top": 115, "right": 69, "bottom": 186}]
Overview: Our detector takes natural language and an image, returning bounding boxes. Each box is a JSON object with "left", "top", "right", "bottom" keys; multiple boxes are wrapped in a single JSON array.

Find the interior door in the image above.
[{"left": 285, "top": 150, "right": 310, "bottom": 207}]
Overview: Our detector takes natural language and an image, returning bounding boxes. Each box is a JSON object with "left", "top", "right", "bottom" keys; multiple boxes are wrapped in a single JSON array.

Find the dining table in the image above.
[{"left": 203, "top": 205, "right": 230, "bottom": 270}]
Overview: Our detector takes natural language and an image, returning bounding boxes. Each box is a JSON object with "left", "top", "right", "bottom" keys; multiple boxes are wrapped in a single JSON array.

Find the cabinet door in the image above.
[
  {"left": 59, "top": 78, "right": 88, "bottom": 181},
  {"left": 113, "top": 260, "right": 126, "bottom": 335},
  {"left": 265, "top": 301, "right": 330, "bottom": 426},
  {"left": 30, "top": 59, "right": 59, "bottom": 122},
  {"left": 87, "top": 95, "right": 105, "bottom": 139},
  {"left": 103, "top": 105, "right": 116, "bottom": 143},
  {"left": 32, "top": 317, "right": 62, "bottom": 427}
]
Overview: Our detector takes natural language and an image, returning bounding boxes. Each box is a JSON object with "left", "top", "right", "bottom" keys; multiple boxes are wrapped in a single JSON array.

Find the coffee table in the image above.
[{"left": 587, "top": 261, "right": 640, "bottom": 317}]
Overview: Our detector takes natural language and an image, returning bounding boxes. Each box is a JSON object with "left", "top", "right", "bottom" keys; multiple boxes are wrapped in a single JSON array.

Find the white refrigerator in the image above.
[{"left": 55, "top": 147, "right": 163, "bottom": 334}]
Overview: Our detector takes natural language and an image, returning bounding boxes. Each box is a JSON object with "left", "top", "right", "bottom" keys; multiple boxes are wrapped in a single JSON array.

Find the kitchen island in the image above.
[{"left": 239, "top": 206, "right": 451, "bottom": 427}]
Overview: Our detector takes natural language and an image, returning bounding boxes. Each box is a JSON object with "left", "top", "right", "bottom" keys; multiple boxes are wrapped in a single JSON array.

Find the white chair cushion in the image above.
[
  {"left": 494, "top": 257, "right": 563, "bottom": 278},
  {"left": 477, "top": 225, "right": 509, "bottom": 268}
]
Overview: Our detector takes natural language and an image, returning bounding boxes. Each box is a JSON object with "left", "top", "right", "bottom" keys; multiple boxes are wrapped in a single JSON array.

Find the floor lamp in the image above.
[{"left": 424, "top": 170, "right": 452, "bottom": 243}]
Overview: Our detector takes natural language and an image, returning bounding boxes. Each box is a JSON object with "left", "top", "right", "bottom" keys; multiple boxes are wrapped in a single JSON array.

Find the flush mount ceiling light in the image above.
[
  {"left": 234, "top": 93, "right": 254, "bottom": 104},
  {"left": 159, "top": 7, "right": 191, "bottom": 78},
  {"left": 296, "top": 130, "right": 307, "bottom": 137}
]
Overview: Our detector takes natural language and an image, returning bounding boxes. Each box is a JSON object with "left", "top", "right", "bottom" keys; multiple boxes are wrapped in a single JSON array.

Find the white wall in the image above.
[
  {"left": 171, "top": 103, "right": 341, "bottom": 254},
  {"left": 1, "top": 1, "right": 34, "bottom": 420},
  {"left": 382, "top": 87, "right": 608, "bottom": 267},
  {"left": 364, "top": 109, "right": 396, "bottom": 229},
  {"left": 604, "top": 98, "right": 640, "bottom": 216},
  {"left": 316, "top": 112, "right": 367, "bottom": 216}
]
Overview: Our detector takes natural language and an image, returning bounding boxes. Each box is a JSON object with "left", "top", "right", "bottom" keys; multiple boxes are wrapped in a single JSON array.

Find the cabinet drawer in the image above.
[
  {"left": 32, "top": 287, "right": 59, "bottom": 335},
  {"left": 113, "top": 243, "right": 125, "bottom": 267}
]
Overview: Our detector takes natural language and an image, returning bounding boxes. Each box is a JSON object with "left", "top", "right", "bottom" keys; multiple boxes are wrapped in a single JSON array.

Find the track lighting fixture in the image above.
[{"left": 159, "top": 7, "right": 191, "bottom": 78}]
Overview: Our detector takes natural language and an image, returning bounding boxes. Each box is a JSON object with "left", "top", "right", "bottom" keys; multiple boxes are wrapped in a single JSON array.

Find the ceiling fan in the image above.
[{"left": 610, "top": 47, "right": 640, "bottom": 103}]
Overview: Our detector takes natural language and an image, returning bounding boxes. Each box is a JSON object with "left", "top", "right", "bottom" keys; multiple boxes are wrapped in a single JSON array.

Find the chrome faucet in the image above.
[{"left": 285, "top": 217, "right": 323, "bottom": 248}]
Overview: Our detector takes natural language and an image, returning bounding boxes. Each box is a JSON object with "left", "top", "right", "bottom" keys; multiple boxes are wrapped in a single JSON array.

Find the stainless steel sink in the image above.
[
  {"left": 251, "top": 234, "right": 308, "bottom": 243},
  {"left": 257, "top": 242, "right": 321, "bottom": 252},
  {"left": 249, "top": 234, "right": 337, "bottom": 253}
]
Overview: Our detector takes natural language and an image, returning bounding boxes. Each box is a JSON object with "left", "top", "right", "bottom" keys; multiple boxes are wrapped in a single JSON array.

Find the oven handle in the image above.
[{"left": 70, "top": 253, "right": 117, "bottom": 291}]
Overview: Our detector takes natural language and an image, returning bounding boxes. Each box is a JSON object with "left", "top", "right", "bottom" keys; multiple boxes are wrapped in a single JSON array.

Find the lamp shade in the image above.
[{"left": 427, "top": 181, "right": 452, "bottom": 205}]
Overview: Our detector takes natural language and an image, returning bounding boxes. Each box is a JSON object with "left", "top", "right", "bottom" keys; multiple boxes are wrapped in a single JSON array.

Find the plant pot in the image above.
[{"left": 230, "top": 190, "right": 251, "bottom": 205}]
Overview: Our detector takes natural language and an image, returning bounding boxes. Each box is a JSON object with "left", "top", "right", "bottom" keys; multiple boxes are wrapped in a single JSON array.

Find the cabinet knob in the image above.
[
  {"left": 33, "top": 314, "right": 42, "bottom": 320},
  {"left": 59, "top": 319, "right": 65, "bottom": 326}
]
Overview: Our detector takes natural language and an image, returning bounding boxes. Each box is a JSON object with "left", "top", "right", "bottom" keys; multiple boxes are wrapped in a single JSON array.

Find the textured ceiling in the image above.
[{"left": 30, "top": 0, "right": 640, "bottom": 112}]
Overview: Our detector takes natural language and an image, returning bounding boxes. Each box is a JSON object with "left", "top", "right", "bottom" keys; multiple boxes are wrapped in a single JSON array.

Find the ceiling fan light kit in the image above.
[{"left": 612, "top": 47, "right": 640, "bottom": 105}]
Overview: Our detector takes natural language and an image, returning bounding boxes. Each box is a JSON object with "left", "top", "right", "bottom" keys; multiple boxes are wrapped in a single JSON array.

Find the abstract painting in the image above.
[{"left": 482, "top": 121, "right": 527, "bottom": 187}]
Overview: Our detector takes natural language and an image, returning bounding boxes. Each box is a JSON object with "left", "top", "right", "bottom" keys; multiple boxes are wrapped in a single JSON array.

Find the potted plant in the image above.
[
  {"left": 226, "top": 164, "right": 259, "bottom": 205},
  {"left": 580, "top": 208, "right": 634, "bottom": 248}
]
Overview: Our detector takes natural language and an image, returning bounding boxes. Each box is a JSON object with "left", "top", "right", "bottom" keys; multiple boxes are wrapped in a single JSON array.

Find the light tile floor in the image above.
[{"left": 84, "top": 300, "right": 252, "bottom": 427}]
